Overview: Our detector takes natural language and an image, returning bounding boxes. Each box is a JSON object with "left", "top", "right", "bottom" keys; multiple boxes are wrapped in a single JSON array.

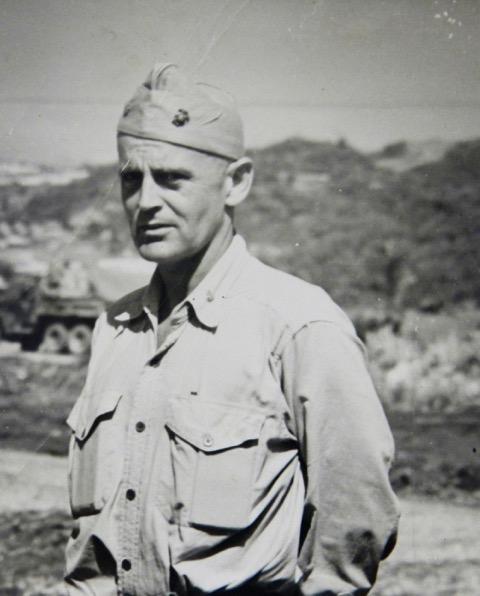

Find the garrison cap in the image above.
[{"left": 117, "top": 63, "right": 244, "bottom": 161}]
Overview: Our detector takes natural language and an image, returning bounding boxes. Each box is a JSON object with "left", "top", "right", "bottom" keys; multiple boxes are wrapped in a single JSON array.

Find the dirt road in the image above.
[
  {"left": 0, "top": 449, "right": 69, "bottom": 512},
  {"left": 372, "top": 498, "right": 480, "bottom": 594}
]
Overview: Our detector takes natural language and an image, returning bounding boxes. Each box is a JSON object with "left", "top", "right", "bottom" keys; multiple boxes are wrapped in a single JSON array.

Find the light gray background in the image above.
[{"left": 1, "top": 0, "right": 479, "bottom": 165}]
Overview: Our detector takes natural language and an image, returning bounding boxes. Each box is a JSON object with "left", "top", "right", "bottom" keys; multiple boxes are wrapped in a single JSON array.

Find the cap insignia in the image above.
[{"left": 172, "top": 109, "right": 190, "bottom": 127}]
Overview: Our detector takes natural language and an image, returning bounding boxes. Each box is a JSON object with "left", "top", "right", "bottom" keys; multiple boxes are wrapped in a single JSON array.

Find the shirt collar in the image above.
[
  {"left": 113, "top": 234, "right": 248, "bottom": 329},
  {"left": 184, "top": 234, "right": 247, "bottom": 328}
]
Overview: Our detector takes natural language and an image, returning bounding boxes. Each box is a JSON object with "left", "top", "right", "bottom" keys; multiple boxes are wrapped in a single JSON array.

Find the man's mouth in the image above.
[{"left": 138, "top": 222, "right": 174, "bottom": 234}]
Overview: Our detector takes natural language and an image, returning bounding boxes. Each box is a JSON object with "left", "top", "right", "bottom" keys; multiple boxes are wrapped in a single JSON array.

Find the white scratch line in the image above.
[{"left": 196, "top": 0, "right": 251, "bottom": 69}]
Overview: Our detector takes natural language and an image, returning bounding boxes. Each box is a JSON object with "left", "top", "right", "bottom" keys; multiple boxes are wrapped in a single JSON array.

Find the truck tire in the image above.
[
  {"left": 67, "top": 324, "right": 93, "bottom": 355},
  {"left": 39, "top": 323, "right": 69, "bottom": 353}
]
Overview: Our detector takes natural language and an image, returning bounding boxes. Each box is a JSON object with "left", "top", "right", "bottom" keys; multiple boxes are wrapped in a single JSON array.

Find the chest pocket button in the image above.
[{"left": 202, "top": 433, "right": 214, "bottom": 448}]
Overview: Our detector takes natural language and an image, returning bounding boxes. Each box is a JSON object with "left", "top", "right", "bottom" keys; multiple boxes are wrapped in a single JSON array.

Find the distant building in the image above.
[{"left": 0, "top": 161, "right": 89, "bottom": 187}]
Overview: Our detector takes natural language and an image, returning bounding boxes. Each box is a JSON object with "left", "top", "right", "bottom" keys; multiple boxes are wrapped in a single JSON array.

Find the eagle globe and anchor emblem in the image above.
[{"left": 172, "top": 108, "right": 190, "bottom": 127}]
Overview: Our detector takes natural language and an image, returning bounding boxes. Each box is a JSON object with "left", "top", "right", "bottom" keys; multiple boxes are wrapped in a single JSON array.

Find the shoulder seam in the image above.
[{"left": 277, "top": 318, "right": 365, "bottom": 359}]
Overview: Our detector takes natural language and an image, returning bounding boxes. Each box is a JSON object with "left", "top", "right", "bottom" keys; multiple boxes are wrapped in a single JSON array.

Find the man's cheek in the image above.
[{"left": 126, "top": 212, "right": 139, "bottom": 242}]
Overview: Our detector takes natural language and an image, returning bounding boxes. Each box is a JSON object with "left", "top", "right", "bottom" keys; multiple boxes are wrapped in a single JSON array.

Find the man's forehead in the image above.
[{"left": 118, "top": 136, "right": 204, "bottom": 169}]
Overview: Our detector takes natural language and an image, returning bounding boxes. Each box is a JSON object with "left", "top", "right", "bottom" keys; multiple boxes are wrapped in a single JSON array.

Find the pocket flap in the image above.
[
  {"left": 165, "top": 398, "right": 264, "bottom": 452},
  {"left": 67, "top": 390, "right": 123, "bottom": 441}
]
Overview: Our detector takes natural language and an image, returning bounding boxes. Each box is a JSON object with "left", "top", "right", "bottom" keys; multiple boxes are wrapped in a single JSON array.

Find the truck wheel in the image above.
[
  {"left": 39, "top": 323, "right": 69, "bottom": 353},
  {"left": 67, "top": 324, "right": 92, "bottom": 355}
]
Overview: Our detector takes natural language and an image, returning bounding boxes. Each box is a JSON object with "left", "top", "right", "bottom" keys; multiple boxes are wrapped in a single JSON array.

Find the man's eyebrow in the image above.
[{"left": 150, "top": 167, "right": 193, "bottom": 179}]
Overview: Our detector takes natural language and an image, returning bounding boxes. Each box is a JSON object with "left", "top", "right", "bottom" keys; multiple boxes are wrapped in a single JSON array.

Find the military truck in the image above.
[
  {"left": 0, "top": 260, "right": 102, "bottom": 354},
  {"left": 0, "top": 258, "right": 154, "bottom": 355}
]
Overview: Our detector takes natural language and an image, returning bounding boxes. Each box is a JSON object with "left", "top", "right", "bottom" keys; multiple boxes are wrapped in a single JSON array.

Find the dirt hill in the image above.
[{"left": 1, "top": 137, "right": 479, "bottom": 310}]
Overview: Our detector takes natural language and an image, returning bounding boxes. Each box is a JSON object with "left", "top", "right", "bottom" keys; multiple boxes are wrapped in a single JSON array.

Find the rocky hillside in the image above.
[
  {"left": 1, "top": 137, "right": 479, "bottom": 309},
  {"left": 238, "top": 137, "right": 480, "bottom": 309}
]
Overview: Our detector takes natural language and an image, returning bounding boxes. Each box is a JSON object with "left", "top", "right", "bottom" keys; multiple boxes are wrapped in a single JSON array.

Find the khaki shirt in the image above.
[{"left": 65, "top": 235, "right": 399, "bottom": 595}]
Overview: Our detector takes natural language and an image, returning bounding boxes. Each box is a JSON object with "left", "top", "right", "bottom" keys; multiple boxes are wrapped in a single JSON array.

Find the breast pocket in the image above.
[
  {"left": 165, "top": 398, "right": 265, "bottom": 530},
  {"left": 67, "top": 390, "right": 123, "bottom": 517}
]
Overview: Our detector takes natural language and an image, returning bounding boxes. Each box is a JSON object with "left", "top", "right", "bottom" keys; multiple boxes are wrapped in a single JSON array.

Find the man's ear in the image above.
[{"left": 224, "top": 157, "right": 254, "bottom": 207}]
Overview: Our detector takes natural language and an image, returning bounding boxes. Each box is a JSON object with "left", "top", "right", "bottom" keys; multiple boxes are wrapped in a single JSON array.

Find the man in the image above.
[{"left": 65, "top": 63, "right": 399, "bottom": 595}]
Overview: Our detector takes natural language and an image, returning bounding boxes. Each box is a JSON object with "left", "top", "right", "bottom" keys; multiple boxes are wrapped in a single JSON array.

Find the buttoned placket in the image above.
[
  {"left": 113, "top": 238, "right": 245, "bottom": 593},
  {"left": 117, "top": 308, "right": 191, "bottom": 595}
]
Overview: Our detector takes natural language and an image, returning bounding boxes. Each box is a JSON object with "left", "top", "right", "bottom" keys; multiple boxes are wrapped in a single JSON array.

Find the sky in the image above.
[{"left": 0, "top": 0, "right": 479, "bottom": 165}]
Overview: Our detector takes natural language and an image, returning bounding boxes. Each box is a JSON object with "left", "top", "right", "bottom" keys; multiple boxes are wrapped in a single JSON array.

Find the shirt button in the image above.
[
  {"left": 126, "top": 488, "right": 136, "bottom": 501},
  {"left": 206, "top": 290, "right": 215, "bottom": 302},
  {"left": 121, "top": 558, "right": 131, "bottom": 571},
  {"left": 135, "top": 421, "right": 146, "bottom": 433},
  {"left": 202, "top": 433, "right": 214, "bottom": 448}
]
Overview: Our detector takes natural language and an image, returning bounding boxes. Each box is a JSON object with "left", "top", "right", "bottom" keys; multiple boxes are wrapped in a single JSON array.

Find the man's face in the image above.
[{"left": 118, "top": 136, "right": 230, "bottom": 265}]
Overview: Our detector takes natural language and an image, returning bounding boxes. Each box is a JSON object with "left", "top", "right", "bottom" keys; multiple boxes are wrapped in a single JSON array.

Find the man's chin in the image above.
[
  {"left": 136, "top": 241, "right": 187, "bottom": 266},
  {"left": 137, "top": 245, "right": 172, "bottom": 264}
]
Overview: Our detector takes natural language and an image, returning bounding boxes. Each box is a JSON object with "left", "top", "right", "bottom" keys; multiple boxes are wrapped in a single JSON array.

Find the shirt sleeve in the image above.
[{"left": 280, "top": 320, "right": 400, "bottom": 595}]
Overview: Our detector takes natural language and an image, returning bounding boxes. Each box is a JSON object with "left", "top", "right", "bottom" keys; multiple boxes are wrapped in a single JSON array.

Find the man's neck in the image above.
[{"left": 157, "top": 223, "right": 234, "bottom": 316}]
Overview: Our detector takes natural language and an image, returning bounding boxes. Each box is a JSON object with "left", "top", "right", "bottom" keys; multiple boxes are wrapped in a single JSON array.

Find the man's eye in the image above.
[
  {"left": 151, "top": 171, "right": 182, "bottom": 189},
  {"left": 121, "top": 171, "right": 142, "bottom": 187}
]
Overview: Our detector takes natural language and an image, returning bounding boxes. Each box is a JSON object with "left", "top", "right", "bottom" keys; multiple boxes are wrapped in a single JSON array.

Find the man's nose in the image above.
[{"left": 138, "top": 171, "right": 163, "bottom": 210}]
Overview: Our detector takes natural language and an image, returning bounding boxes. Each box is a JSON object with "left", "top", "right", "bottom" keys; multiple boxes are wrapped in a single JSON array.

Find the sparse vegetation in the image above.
[
  {"left": 2, "top": 137, "right": 480, "bottom": 310},
  {"left": 367, "top": 305, "right": 480, "bottom": 414}
]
